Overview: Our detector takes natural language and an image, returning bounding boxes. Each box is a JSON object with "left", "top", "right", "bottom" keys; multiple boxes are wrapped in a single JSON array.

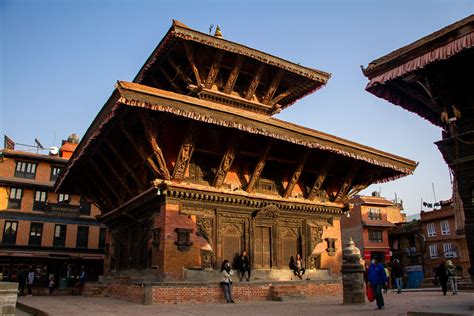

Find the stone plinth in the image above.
[
  {"left": 0, "top": 282, "right": 18, "bottom": 316},
  {"left": 341, "top": 238, "right": 365, "bottom": 304}
]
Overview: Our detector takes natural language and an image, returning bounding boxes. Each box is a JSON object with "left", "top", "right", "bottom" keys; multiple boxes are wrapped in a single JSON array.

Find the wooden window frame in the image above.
[{"left": 14, "top": 161, "right": 37, "bottom": 179}]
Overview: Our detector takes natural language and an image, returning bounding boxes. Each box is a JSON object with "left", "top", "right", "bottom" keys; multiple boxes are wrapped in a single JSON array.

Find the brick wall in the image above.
[
  {"left": 107, "top": 284, "right": 144, "bottom": 304},
  {"left": 160, "top": 201, "right": 201, "bottom": 280},
  {"left": 149, "top": 281, "right": 342, "bottom": 304}
]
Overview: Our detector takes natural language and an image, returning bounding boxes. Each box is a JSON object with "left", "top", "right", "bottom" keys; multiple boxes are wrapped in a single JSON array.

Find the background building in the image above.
[
  {"left": 0, "top": 135, "right": 105, "bottom": 287},
  {"left": 389, "top": 220, "right": 424, "bottom": 287},
  {"left": 362, "top": 14, "right": 474, "bottom": 284},
  {"left": 341, "top": 192, "right": 406, "bottom": 263},
  {"left": 420, "top": 201, "right": 470, "bottom": 278}
]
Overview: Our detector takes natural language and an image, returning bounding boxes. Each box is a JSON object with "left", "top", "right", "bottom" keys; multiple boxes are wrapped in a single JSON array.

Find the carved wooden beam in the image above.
[
  {"left": 75, "top": 178, "right": 105, "bottom": 211},
  {"left": 212, "top": 135, "right": 241, "bottom": 188},
  {"left": 246, "top": 139, "right": 273, "bottom": 193},
  {"left": 139, "top": 113, "right": 171, "bottom": 180},
  {"left": 97, "top": 150, "right": 134, "bottom": 197},
  {"left": 283, "top": 151, "right": 310, "bottom": 198},
  {"left": 347, "top": 182, "right": 369, "bottom": 199},
  {"left": 269, "top": 85, "right": 299, "bottom": 107},
  {"left": 172, "top": 123, "right": 199, "bottom": 181},
  {"left": 334, "top": 166, "right": 360, "bottom": 202},
  {"left": 245, "top": 64, "right": 265, "bottom": 100},
  {"left": 204, "top": 50, "right": 224, "bottom": 89},
  {"left": 183, "top": 41, "right": 202, "bottom": 87},
  {"left": 223, "top": 55, "right": 244, "bottom": 94},
  {"left": 82, "top": 170, "right": 114, "bottom": 210},
  {"left": 167, "top": 57, "right": 193, "bottom": 85},
  {"left": 105, "top": 141, "right": 145, "bottom": 191},
  {"left": 119, "top": 123, "right": 161, "bottom": 178},
  {"left": 307, "top": 161, "right": 333, "bottom": 201},
  {"left": 89, "top": 161, "right": 123, "bottom": 204},
  {"left": 159, "top": 66, "right": 184, "bottom": 94},
  {"left": 262, "top": 69, "right": 284, "bottom": 105}
]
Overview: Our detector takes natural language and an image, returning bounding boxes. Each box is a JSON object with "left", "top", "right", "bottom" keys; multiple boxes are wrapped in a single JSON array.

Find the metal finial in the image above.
[{"left": 214, "top": 25, "right": 223, "bottom": 38}]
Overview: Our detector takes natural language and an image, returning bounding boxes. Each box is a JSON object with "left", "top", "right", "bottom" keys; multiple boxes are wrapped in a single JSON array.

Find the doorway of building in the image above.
[{"left": 254, "top": 226, "right": 271, "bottom": 268}]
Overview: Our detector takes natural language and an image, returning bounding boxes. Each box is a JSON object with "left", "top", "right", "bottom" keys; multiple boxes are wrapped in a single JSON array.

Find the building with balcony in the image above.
[
  {"left": 0, "top": 135, "right": 105, "bottom": 287},
  {"left": 420, "top": 201, "right": 469, "bottom": 278},
  {"left": 341, "top": 192, "right": 406, "bottom": 263}
]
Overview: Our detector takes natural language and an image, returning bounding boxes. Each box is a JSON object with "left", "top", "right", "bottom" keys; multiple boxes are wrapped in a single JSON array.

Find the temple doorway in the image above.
[{"left": 254, "top": 226, "right": 271, "bottom": 269}]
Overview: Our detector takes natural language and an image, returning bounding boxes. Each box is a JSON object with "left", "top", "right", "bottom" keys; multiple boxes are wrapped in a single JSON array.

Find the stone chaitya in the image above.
[{"left": 55, "top": 20, "right": 417, "bottom": 282}]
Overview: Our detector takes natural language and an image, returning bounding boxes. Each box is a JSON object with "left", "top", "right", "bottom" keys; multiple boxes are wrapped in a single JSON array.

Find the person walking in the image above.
[
  {"left": 49, "top": 276, "right": 55, "bottom": 294},
  {"left": 26, "top": 266, "right": 35, "bottom": 297},
  {"left": 76, "top": 266, "right": 87, "bottom": 295},
  {"left": 236, "top": 250, "right": 251, "bottom": 282},
  {"left": 368, "top": 256, "right": 388, "bottom": 309},
  {"left": 391, "top": 259, "right": 404, "bottom": 294},
  {"left": 434, "top": 261, "right": 449, "bottom": 295},
  {"left": 17, "top": 267, "right": 27, "bottom": 297},
  {"left": 220, "top": 259, "right": 235, "bottom": 303},
  {"left": 446, "top": 260, "right": 458, "bottom": 295}
]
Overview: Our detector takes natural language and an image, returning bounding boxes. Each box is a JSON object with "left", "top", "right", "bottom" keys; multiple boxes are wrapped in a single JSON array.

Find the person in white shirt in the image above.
[{"left": 220, "top": 259, "right": 235, "bottom": 303}]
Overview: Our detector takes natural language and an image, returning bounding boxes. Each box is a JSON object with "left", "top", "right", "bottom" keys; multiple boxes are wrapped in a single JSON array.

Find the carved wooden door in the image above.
[
  {"left": 254, "top": 226, "right": 271, "bottom": 269},
  {"left": 281, "top": 229, "right": 298, "bottom": 268},
  {"left": 222, "top": 224, "right": 242, "bottom": 268}
]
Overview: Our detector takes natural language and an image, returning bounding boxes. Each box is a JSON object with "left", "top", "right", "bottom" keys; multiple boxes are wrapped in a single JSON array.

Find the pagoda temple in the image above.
[
  {"left": 362, "top": 15, "right": 474, "bottom": 283},
  {"left": 55, "top": 21, "right": 416, "bottom": 283}
]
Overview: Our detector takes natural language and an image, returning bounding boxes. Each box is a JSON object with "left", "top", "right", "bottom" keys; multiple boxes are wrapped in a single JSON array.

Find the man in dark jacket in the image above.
[
  {"left": 17, "top": 268, "right": 27, "bottom": 297},
  {"left": 368, "top": 256, "right": 388, "bottom": 309},
  {"left": 236, "top": 250, "right": 251, "bottom": 281},
  {"left": 435, "top": 261, "right": 449, "bottom": 295},
  {"left": 391, "top": 259, "right": 404, "bottom": 293}
]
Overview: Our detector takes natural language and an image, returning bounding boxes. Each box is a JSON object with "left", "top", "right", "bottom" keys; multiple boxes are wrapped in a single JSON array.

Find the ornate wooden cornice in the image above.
[{"left": 158, "top": 182, "right": 344, "bottom": 216}]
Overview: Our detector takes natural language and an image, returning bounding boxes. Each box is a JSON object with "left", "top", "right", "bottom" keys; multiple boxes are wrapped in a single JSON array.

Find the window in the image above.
[
  {"left": 14, "top": 161, "right": 37, "bottom": 179},
  {"left": 368, "top": 207, "right": 382, "bottom": 220},
  {"left": 33, "top": 190, "right": 48, "bottom": 211},
  {"left": 53, "top": 225, "right": 67, "bottom": 247},
  {"left": 443, "top": 243, "right": 457, "bottom": 258},
  {"left": 429, "top": 244, "right": 439, "bottom": 258},
  {"left": 2, "top": 221, "right": 18, "bottom": 245},
  {"left": 427, "top": 223, "right": 436, "bottom": 237},
  {"left": 8, "top": 187, "right": 22, "bottom": 209},
  {"left": 440, "top": 220, "right": 450, "bottom": 235},
  {"left": 58, "top": 193, "right": 70, "bottom": 204},
  {"left": 76, "top": 226, "right": 89, "bottom": 248},
  {"left": 368, "top": 229, "right": 383, "bottom": 243},
  {"left": 50, "top": 166, "right": 62, "bottom": 181},
  {"left": 29, "top": 223, "right": 43, "bottom": 246},
  {"left": 79, "top": 197, "right": 91, "bottom": 216},
  {"left": 98, "top": 228, "right": 106, "bottom": 250}
]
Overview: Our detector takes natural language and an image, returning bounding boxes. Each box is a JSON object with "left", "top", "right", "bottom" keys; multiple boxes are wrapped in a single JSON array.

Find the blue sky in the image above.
[{"left": 1, "top": 0, "right": 473, "bottom": 215}]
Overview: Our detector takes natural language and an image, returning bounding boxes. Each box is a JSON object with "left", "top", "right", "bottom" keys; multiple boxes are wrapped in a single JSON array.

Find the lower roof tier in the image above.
[{"left": 55, "top": 82, "right": 416, "bottom": 213}]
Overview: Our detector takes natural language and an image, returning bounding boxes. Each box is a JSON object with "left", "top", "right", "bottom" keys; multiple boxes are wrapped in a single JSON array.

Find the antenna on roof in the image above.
[{"left": 34, "top": 138, "right": 44, "bottom": 153}]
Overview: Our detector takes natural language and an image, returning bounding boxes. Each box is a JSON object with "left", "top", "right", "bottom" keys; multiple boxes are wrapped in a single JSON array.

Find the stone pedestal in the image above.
[
  {"left": 0, "top": 282, "right": 18, "bottom": 316},
  {"left": 341, "top": 238, "right": 365, "bottom": 304}
]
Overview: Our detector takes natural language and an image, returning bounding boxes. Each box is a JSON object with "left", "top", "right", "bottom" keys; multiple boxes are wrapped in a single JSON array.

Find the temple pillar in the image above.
[{"left": 341, "top": 237, "right": 365, "bottom": 304}]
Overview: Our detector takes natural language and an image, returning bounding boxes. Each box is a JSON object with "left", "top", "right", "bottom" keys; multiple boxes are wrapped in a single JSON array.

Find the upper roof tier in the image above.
[{"left": 133, "top": 20, "right": 330, "bottom": 116}]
